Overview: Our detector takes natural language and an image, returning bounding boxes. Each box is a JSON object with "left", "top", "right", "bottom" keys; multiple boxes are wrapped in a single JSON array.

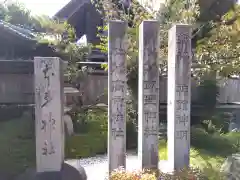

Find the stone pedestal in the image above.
[
  {"left": 15, "top": 162, "right": 87, "bottom": 180},
  {"left": 138, "top": 20, "right": 160, "bottom": 170},
  {"left": 221, "top": 153, "right": 240, "bottom": 180},
  {"left": 167, "top": 24, "right": 192, "bottom": 171},
  {"left": 108, "top": 20, "right": 127, "bottom": 173}
]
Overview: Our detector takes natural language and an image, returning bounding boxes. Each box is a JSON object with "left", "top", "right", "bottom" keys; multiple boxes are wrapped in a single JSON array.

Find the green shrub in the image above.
[
  {"left": 224, "top": 132, "right": 240, "bottom": 151},
  {"left": 66, "top": 106, "right": 138, "bottom": 158},
  {"left": 201, "top": 112, "right": 230, "bottom": 134},
  {"left": 126, "top": 117, "right": 137, "bottom": 149},
  {"left": 71, "top": 112, "right": 89, "bottom": 133},
  {"left": 191, "top": 127, "right": 238, "bottom": 156},
  {"left": 71, "top": 108, "right": 108, "bottom": 133},
  {"left": 65, "top": 109, "right": 108, "bottom": 158},
  {"left": 126, "top": 99, "right": 138, "bottom": 150}
]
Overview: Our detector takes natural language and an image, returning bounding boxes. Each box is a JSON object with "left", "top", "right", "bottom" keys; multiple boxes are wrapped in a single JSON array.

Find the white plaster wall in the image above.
[{"left": 138, "top": 0, "right": 166, "bottom": 12}]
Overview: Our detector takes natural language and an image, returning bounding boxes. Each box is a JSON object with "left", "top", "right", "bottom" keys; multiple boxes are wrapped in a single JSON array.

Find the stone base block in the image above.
[
  {"left": 15, "top": 162, "right": 87, "bottom": 180},
  {"left": 158, "top": 160, "right": 173, "bottom": 174},
  {"left": 221, "top": 153, "right": 240, "bottom": 180}
]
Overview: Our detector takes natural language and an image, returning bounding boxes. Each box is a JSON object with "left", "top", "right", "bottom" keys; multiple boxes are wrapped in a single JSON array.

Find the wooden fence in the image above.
[{"left": 0, "top": 60, "right": 240, "bottom": 106}]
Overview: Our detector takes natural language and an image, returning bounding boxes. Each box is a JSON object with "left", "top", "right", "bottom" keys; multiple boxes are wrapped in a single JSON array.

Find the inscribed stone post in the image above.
[
  {"left": 167, "top": 24, "right": 192, "bottom": 171},
  {"left": 34, "top": 57, "right": 64, "bottom": 173},
  {"left": 138, "top": 20, "right": 160, "bottom": 170},
  {"left": 108, "top": 20, "right": 127, "bottom": 173}
]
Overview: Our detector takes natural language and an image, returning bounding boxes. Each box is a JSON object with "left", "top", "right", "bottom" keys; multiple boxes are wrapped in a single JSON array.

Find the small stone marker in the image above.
[
  {"left": 167, "top": 24, "right": 192, "bottom": 171},
  {"left": 138, "top": 20, "right": 160, "bottom": 170},
  {"left": 34, "top": 57, "right": 64, "bottom": 173},
  {"left": 108, "top": 20, "right": 127, "bottom": 173},
  {"left": 64, "top": 114, "right": 74, "bottom": 136},
  {"left": 18, "top": 57, "right": 87, "bottom": 180}
]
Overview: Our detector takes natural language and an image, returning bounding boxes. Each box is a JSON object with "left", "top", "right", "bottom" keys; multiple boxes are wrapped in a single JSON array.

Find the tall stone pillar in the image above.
[
  {"left": 108, "top": 20, "right": 127, "bottom": 173},
  {"left": 19, "top": 57, "right": 87, "bottom": 180},
  {"left": 34, "top": 57, "right": 64, "bottom": 173},
  {"left": 167, "top": 24, "right": 192, "bottom": 171},
  {"left": 138, "top": 20, "right": 160, "bottom": 170}
]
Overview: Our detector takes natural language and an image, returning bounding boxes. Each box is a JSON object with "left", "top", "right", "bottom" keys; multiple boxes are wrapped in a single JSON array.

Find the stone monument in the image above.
[
  {"left": 34, "top": 57, "right": 65, "bottom": 173},
  {"left": 108, "top": 20, "right": 127, "bottom": 173},
  {"left": 167, "top": 24, "right": 192, "bottom": 171},
  {"left": 16, "top": 57, "right": 86, "bottom": 180},
  {"left": 138, "top": 20, "right": 160, "bottom": 170}
]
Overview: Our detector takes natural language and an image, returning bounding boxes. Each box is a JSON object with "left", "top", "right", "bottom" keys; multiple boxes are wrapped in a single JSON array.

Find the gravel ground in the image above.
[
  {"left": 66, "top": 152, "right": 141, "bottom": 180},
  {"left": 65, "top": 152, "right": 170, "bottom": 180}
]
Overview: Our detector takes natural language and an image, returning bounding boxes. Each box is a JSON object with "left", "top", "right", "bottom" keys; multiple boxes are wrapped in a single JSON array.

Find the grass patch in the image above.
[
  {"left": 0, "top": 116, "right": 35, "bottom": 178},
  {"left": 158, "top": 140, "right": 224, "bottom": 169},
  {"left": 158, "top": 140, "right": 225, "bottom": 179},
  {"left": 158, "top": 127, "right": 240, "bottom": 176},
  {"left": 1, "top": 111, "right": 240, "bottom": 179},
  {"left": 65, "top": 133, "right": 107, "bottom": 158}
]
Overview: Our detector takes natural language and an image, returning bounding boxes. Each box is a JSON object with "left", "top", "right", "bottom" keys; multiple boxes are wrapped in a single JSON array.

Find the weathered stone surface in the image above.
[
  {"left": 221, "top": 154, "right": 240, "bottom": 180},
  {"left": 15, "top": 162, "right": 87, "bottom": 180},
  {"left": 34, "top": 57, "right": 65, "bottom": 172},
  {"left": 138, "top": 20, "right": 160, "bottom": 170},
  {"left": 229, "top": 122, "right": 240, "bottom": 132},
  {"left": 167, "top": 24, "right": 192, "bottom": 171},
  {"left": 229, "top": 111, "right": 240, "bottom": 132},
  {"left": 108, "top": 20, "right": 127, "bottom": 173},
  {"left": 64, "top": 114, "right": 74, "bottom": 136}
]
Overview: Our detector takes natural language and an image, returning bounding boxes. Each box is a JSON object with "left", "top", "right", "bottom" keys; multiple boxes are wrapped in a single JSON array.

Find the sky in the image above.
[
  {"left": 0, "top": 0, "right": 71, "bottom": 16},
  {"left": 1, "top": 0, "right": 240, "bottom": 17}
]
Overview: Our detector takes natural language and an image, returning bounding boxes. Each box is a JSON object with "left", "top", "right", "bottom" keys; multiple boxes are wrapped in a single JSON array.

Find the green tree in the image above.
[
  {"left": 196, "top": 5, "right": 240, "bottom": 77},
  {"left": 0, "top": 2, "right": 35, "bottom": 28},
  {"left": 0, "top": 2, "right": 89, "bottom": 86},
  {"left": 94, "top": 0, "right": 199, "bottom": 100}
]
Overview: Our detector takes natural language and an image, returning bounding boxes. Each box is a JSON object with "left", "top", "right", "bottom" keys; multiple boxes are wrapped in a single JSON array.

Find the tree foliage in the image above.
[
  {"left": 2, "top": 0, "right": 240, "bottom": 98},
  {"left": 196, "top": 5, "right": 240, "bottom": 77},
  {"left": 93, "top": 0, "right": 200, "bottom": 102},
  {"left": 95, "top": 0, "right": 240, "bottom": 80},
  {"left": 0, "top": 2, "right": 89, "bottom": 85},
  {"left": 0, "top": 2, "right": 32, "bottom": 27}
]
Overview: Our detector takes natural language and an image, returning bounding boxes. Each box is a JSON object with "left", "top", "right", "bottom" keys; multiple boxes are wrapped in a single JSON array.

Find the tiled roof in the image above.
[
  {"left": 54, "top": 0, "right": 89, "bottom": 20},
  {"left": 0, "top": 20, "right": 37, "bottom": 42}
]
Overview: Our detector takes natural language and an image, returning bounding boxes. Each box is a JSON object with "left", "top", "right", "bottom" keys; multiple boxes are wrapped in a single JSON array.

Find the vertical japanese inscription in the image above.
[
  {"left": 110, "top": 37, "right": 126, "bottom": 139},
  {"left": 34, "top": 57, "right": 64, "bottom": 173},
  {"left": 39, "top": 60, "right": 56, "bottom": 156},
  {"left": 167, "top": 25, "right": 191, "bottom": 171},
  {"left": 176, "top": 85, "right": 189, "bottom": 126},
  {"left": 142, "top": 30, "right": 159, "bottom": 137},
  {"left": 175, "top": 31, "right": 191, "bottom": 129},
  {"left": 143, "top": 112, "right": 158, "bottom": 136},
  {"left": 41, "top": 61, "right": 54, "bottom": 108},
  {"left": 108, "top": 21, "right": 127, "bottom": 172},
  {"left": 41, "top": 112, "right": 56, "bottom": 155},
  {"left": 175, "top": 30, "right": 191, "bottom": 142},
  {"left": 138, "top": 21, "right": 159, "bottom": 170},
  {"left": 177, "top": 33, "right": 190, "bottom": 60}
]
